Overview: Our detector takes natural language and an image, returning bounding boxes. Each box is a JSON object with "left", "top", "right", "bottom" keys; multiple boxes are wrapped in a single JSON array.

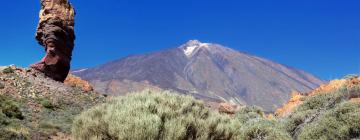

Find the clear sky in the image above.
[{"left": 0, "top": 0, "right": 359, "bottom": 80}]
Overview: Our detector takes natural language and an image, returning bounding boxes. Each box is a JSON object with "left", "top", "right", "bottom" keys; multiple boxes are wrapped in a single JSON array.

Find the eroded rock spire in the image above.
[{"left": 31, "top": 0, "right": 75, "bottom": 82}]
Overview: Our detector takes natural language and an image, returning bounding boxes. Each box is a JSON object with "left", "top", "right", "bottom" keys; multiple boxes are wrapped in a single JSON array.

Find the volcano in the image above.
[{"left": 74, "top": 40, "right": 324, "bottom": 111}]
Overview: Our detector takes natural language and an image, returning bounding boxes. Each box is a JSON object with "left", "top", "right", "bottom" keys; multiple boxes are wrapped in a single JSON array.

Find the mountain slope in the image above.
[{"left": 74, "top": 40, "right": 324, "bottom": 111}]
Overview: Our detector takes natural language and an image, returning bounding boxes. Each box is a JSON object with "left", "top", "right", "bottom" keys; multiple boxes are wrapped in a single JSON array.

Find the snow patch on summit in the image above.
[{"left": 182, "top": 40, "right": 211, "bottom": 57}]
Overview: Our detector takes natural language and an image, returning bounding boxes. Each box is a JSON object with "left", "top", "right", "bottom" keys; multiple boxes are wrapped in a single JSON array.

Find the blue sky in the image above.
[{"left": 0, "top": 0, "right": 359, "bottom": 80}]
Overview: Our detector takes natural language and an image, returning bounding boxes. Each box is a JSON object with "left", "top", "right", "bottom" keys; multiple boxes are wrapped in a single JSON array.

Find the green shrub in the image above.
[
  {"left": 35, "top": 97, "right": 57, "bottom": 110},
  {"left": 0, "top": 95, "right": 28, "bottom": 139},
  {"left": 2, "top": 67, "right": 14, "bottom": 74},
  {"left": 235, "top": 106, "right": 264, "bottom": 123},
  {"left": 0, "top": 112, "right": 10, "bottom": 126},
  {"left": 72, "top": 90, "right": 243, "bottom": 140},
  {"left": 298, "top": 101, "right": 360, "bottom": 140},
  {"left": 283, "top": 88, "right": 346, "bottom": 133},
  {"left": 233, "top": 106, "right": 290, "bottom": 139},
  {"left": 40, "top": 99, "right": 55, "bottom": 110},
  {"left": 238, "top": 118, "right": 291, "bottom": 140},
  {"left": 282, "top": 109, "right": 314, "bottom": 134},
  {"left": 0, "top": 120, "right": 30, "bottom": 140},
  {"left": 297, "top": 90, "right": 344, "bottom": 112},
  {"left": 0, "top": 129, "right": 27, "bottom": 140},
  {"left": 0, "top": 95, "right": 23, "bottom": 120},
  {"left": 282, "top": 85, "right": 360, "bottom": 139}
]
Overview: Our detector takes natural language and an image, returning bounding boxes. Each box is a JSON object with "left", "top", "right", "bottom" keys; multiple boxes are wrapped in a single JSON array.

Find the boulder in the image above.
[
  {"left": 64, "top": 74, "right": 94, "bottom": 92},
  {"left": 218, "top": 103, "right": 239, "bottom": 114}
]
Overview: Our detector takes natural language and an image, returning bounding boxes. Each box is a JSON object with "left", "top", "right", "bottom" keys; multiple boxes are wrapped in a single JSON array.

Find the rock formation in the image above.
[{"left": 31, "top": 0, "right": 75, "bottom": 82}]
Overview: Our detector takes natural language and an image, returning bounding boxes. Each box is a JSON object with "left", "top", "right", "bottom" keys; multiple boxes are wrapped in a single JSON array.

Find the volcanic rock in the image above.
[
  {"left": 31, "top": 0, "right": 75, "bottom": 82},
  {"left": 64, "top": 74, "right": 94, "bottom": 92}
]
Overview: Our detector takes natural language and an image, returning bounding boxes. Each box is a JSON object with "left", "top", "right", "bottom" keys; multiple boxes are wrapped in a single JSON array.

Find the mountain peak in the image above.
[
  {"left": 185, "top": 40, "right": 203, "bottom": 46},
  {"left": 180, "top": 40, "right": 211, "bottom": 57},
  {"left": 74, "top": 41, "right": 324, "bottom": 112}
]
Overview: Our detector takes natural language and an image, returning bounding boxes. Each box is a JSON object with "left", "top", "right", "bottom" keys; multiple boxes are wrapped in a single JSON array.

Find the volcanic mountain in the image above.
[{"left": 74, "top": 40, "right": 324, "bottom": 111}]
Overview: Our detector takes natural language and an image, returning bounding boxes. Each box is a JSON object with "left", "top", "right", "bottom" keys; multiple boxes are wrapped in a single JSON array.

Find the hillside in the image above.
[
  {"left": 0, "top": 66, "right": 105, "bottom": 139},
  {"left": 1, "top": 64, "right": 358, "bottom": 139},
  {"left": 276, "top": 75, "right": 360, "bottom": 117},
  {"left": 278, "top": 75, "right": 360, "bottom": 139},
  {"left": 74, "top": 40, "right": 324, "bottom": 112}
]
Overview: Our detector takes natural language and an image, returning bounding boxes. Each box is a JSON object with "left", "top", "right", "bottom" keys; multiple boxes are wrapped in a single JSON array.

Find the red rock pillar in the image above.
[{"left": 31, "top": 0, "right": 75, "bottom": 82}]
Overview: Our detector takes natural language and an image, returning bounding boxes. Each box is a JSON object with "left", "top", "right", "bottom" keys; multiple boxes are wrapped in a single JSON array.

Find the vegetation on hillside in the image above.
[
  {"left": 0, "top": 94, "right": 28, "bottom": 140},
  {"left": 73, "top": 76, "right": 360, "bottom": 140},
  {"left": 282, "top": 76, "right": 360, "bottom": 139},
  {"left": 72, "top": 90, "right": 291, "bottom": 140}
]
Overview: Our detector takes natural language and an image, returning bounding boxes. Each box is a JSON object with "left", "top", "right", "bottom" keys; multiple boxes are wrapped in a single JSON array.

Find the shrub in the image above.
[
  {"left": 296, "top": 90, "right": 344, "bottom": 112},
  {"left": 238, "top": 118, "right": 291, "bottom": 140},
  {"left": 2, "top": 67, "right": 14, "bottom": 74},
  {"left": 0, "top": 112, "right": 10, "bottom": 126},
  {"left": 235, "top": 106, "right": 264, "bottom": 123},
  {"left": 0, "top": 129, "right": 27, "bottom": 140},
  {"left": 72, "top": 90, "right": 242, "bottom": 140},
  {"left": 282, "top": 109, "right": 314, "bottom": 135},
  {"left": 0, "top": 95, "right": 23, "bottom": 120},
  {"left": 283, "top": 88, "right": 346, "bottom": 129},
  {"left": 281, "top": 91, "right": 343, "bottom": 135},
  {"left": 298, "top": 101, "right": 360, "bottom": 140},
  {"left": 282, "top": 84, "right": 360, "bottom": 139},
  {"left": 232, "top": 106, "right": 291, "bottom": 139},
  {"left": 40, "top": 99, "right": 55, "bottom": 110},
  {"left": 0, "top": 120, "right": 30, "bottom": 140}
]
